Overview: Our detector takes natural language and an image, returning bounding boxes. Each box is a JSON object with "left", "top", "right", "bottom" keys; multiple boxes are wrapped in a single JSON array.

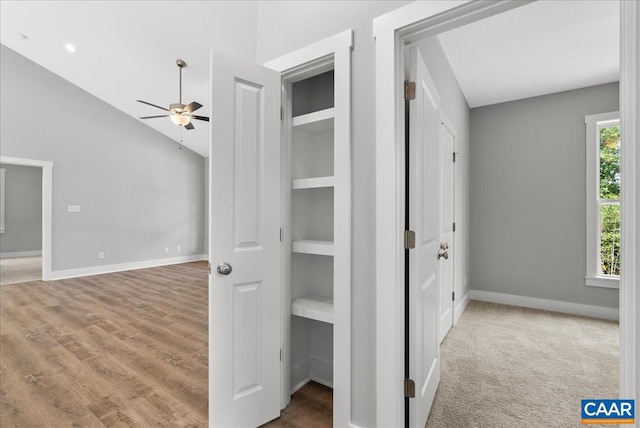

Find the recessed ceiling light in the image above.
[
  {"left": 14, "top": 31, "right": 28, "bottom": 40},
  {"left": 65, "top": 43, "right": 76, "bottom": 53}
]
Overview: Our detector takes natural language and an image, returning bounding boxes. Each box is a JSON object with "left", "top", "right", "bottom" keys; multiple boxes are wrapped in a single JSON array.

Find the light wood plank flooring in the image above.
[
  {"left": 262, "top": 381, "right": 332, "bottom": 428},
  {"left": 0, "top": 261, "right": 208, "bottom": 427}
]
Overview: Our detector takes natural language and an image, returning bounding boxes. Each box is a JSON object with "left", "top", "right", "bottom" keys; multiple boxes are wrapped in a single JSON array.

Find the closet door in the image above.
[{"left": 209, "top": 49, "right": 281, "bottom": 428}]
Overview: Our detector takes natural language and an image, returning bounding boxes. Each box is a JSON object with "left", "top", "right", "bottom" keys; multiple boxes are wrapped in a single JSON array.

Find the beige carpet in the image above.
[
  {"left": 426, "top": 300, "right": 619, "bottom": 428},
  {"left": 0, "top": 256, "right": 42, "bottom": 285}
]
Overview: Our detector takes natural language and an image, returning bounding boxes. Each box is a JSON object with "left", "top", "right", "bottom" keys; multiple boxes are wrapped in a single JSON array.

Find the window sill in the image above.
[{"left": 585, "top": 275, "right": 619, "bottom": 289}]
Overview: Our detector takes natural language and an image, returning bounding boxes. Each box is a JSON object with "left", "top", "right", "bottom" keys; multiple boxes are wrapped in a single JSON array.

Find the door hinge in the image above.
[
  {"left": 280, "top": 107, "right": 284, "bottom": 121},
  {"left": 452, "top": 291, "right": 455, "bottom": 301},
  {"left": 404, "top": 230, "right": 416, "bottom": 249},
  {"left": 453, "top": 222, "right": 456, "bottom": 232},
  {"left": 280, "top": 349, "right": 282, "bottom": 361},
  {"left": 280, "top": 228, "right": 283, "bottom": 242},
  {"left": 404, "top": 378, "right": 416, "bottom": 398},
  {"left": 453, "top": 152, "right": 457, "bottom": 163},
  {"left": 404, "top": 81, "right": 416, "bottom": 101},
  {"left": 207, "top": 262, "right": 212, "bottom": 275}
]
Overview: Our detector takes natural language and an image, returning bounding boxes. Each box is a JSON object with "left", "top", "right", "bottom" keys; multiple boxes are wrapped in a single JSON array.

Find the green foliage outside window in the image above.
[{"left": 599, "top": 125, "right": 620, "bottom": 276}]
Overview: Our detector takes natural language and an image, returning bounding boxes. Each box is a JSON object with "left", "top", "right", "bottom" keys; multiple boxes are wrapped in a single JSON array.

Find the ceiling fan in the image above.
[{"left": 137, "top": 59, "right": 209, "bottom": 130}]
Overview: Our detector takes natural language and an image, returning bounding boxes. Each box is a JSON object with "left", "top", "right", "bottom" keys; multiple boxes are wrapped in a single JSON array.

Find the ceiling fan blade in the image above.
[
  {"left": 185, "top": 122, "right": 195, "bottom": 130},
  {"left": 191, "top": 115, "right": 210, "bottom": 122},
  {"left": 184, "top": 101, "right": 203, "bottom": 113},
  {"left": 139, "top": 115, "right": 170, "bottom": 119},
  {"left": 136, "top": 100, "right": 169, "bottom": 111}
]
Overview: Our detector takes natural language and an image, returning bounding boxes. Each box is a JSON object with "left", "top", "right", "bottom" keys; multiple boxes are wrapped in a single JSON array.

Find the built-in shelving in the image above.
[
  {"left": 292, "top": 176, "right": 335, "bottom": 190},
  {"left": 292, "top": 240, "right": 334, "bottom": 256},
  {"left": 291, "top": 296, "right": 334, "bottom": 324},
  {"left": 292, "top": 108, "right": 335, "bottom": 135}
]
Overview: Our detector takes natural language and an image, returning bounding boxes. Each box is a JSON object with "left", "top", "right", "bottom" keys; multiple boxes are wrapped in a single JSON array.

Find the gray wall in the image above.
[
  {"left": 470, "top": 82, "right": 619, "bottom": 309},
  {"left": 0, "top": 164, "right": 42, "bottom": 255},
  {"left": 0, "top": 45, "right": 205, "bottom": 272},
  {"left": 417, "top": 35, "right": 472, "bottom": 306}
]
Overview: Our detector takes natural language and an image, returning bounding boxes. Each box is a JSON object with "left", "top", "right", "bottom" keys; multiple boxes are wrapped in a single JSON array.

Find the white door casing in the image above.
[
  {"left": 438, "top": 118, "right": 455, "bottom": 342},
  {"left": 408, "top": 46, "right": 441, "bottom": 428},
  {"left": 209, "top": 49, "right": 281, "bottom": 428}
]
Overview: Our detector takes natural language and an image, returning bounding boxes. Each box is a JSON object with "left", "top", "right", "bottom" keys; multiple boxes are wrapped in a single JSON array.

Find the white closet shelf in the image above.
[
  {"left": 292, "top": 108, "right": 335, "bottom": 134},
  {"left": 292, "top": 176, "right": 335, "bottom": 190},
  {"left": 292, "top": 240, "right": 334, "bottom": 256},
  {"left": 292, "top": 296, "right": 334, "bottom": 324}
]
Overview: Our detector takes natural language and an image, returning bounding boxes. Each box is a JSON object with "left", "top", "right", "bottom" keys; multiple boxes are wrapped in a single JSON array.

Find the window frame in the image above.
[{"left": 585, "top": 111, "right": 620, "bottom": 289}]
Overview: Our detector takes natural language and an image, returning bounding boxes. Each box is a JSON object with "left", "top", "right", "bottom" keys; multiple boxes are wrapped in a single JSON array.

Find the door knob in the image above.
[
  {"left": 440, "top": 242, "right": 449, "bottom": 250},
  {"left": 217, "top": 262, "right": 232, "bottom": 275},
  {"left": 438, "top": 249, "right": 449, "bottom": 260}
]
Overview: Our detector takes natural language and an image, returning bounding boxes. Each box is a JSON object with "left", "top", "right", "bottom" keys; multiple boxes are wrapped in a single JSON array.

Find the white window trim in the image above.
[{"left": 585, "top": 111, "right": 620, "bottom": 289}]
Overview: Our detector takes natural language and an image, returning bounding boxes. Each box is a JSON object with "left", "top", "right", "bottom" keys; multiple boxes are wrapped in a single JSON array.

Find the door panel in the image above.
[
  {"left": 408, "top": 46, "right": 441, "bottom": 428},
  {"left": 234, "top": 80, "right": 264, "bottom": 250},
  {"left": 210, "top": 49, "right": 281, "bottom": 428},
  {"left": 438, "top": 121, "right": 455, "bottom": 342}
]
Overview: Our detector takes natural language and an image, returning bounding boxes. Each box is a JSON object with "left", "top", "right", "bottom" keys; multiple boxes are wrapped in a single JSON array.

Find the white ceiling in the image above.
[
  {"left": 0, "top": 1, "right": 257, "bottom": 157},
  {"left": 437, "top": 0, "right": 620, "bottom": 108},
  {"left": 1, "top": 1, "right": 621, "bottom": 156}
]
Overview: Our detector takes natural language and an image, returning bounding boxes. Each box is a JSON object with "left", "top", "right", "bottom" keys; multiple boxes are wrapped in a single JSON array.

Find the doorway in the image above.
[
  {"left": 0, "top": 156, "right": 53, "bottom": 282},
  {"left": 0, "top": 163, "right": 42, "bottom": 285},
  {"left": 374, "top": 1, "right": 637, "bottom": 426}
]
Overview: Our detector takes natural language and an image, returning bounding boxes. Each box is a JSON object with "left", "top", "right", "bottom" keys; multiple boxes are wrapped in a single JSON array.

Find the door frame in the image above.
[
  {"left": 0, "top": 156, "right": 53, "bottom": 281},
  {"left": 264, "top": 29, "right": 353, "bottom": 428},
  {"left": 373, "top": 1, "right": 638, "bottom": 426}
]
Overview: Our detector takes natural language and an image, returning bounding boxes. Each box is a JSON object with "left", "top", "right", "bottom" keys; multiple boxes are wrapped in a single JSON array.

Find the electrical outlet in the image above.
[
  {"left": 164, "top": 247, "right": 169, "bottom": 254},
  {"left": 177, "top": 246, "right": 181, "bottom": 252},
  {"left": 98, "top": 252, "right": 104, "bottom": 260}
]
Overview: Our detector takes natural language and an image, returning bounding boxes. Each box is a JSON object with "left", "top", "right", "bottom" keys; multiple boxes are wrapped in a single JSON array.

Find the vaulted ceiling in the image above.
[
  {"left": 1, "top": 1, "right": 621, "bottom": 157},
  {"left": 0, "top": 1, "right": 257, "bottom": 157}
]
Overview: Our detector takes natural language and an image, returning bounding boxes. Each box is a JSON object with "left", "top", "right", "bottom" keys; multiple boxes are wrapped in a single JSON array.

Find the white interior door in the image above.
[
  {"left": 438, "top": 119, "right": 455, "bottom": 343},
  {"left": 209, "top": 49, "right": 281, "bottom": 428},
  {"left": 408, "top": 46, "right": 441, "bottom": 428}
]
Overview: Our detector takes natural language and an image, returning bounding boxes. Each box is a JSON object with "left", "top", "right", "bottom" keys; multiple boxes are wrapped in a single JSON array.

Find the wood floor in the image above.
[
  {"left": 0, "top": 261, "right": 208, "bottom": 427},
  {"left": 262, "top": 382, "right": 332, "bottom": 428}
]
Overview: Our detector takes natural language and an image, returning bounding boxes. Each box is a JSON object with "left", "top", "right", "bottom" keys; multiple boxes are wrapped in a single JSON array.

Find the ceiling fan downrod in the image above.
[{"left": 177, "top": 59, "right": 186, "bottom": 105}]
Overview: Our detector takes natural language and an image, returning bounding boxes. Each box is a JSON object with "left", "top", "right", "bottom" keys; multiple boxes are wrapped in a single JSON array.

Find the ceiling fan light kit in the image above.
[{"left": 137, "top": 59, "right": 209, "bottom": 130}]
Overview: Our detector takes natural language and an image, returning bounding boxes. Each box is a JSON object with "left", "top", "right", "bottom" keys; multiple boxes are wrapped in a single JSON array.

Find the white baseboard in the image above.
[
  {"left": 310, "top": 357, "right": 333, "bottom": 389},
  {"left": 49, "top": 254, "right": 206, "bottom": 280},
  {"left": 454, "top": 289, "right": 471, "bottom": 325},
  {"left": 470, "top": 290, "right": 619, "bottom": 321},
  {"left": 0, "top": 250, "right": 42, "bottom": 258},
  {"left": 290, "top": 356, "right": 334, "bottom": 393}
]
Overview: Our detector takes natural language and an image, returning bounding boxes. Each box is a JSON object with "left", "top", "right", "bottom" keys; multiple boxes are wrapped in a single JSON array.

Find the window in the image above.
[{"left": 585, "top": 111, "right": 620, "bottom": 288}]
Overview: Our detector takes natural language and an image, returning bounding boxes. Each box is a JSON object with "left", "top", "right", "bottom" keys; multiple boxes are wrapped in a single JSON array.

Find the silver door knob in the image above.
[
  {"left": 438, "top": 250, "right": 449, "bottom": 260},
  {"left": 440, "top": 242, "right": 449, "bottom": 250},
  {"left": 217, "top": 262, "right": 232, "bottom": 275}
]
